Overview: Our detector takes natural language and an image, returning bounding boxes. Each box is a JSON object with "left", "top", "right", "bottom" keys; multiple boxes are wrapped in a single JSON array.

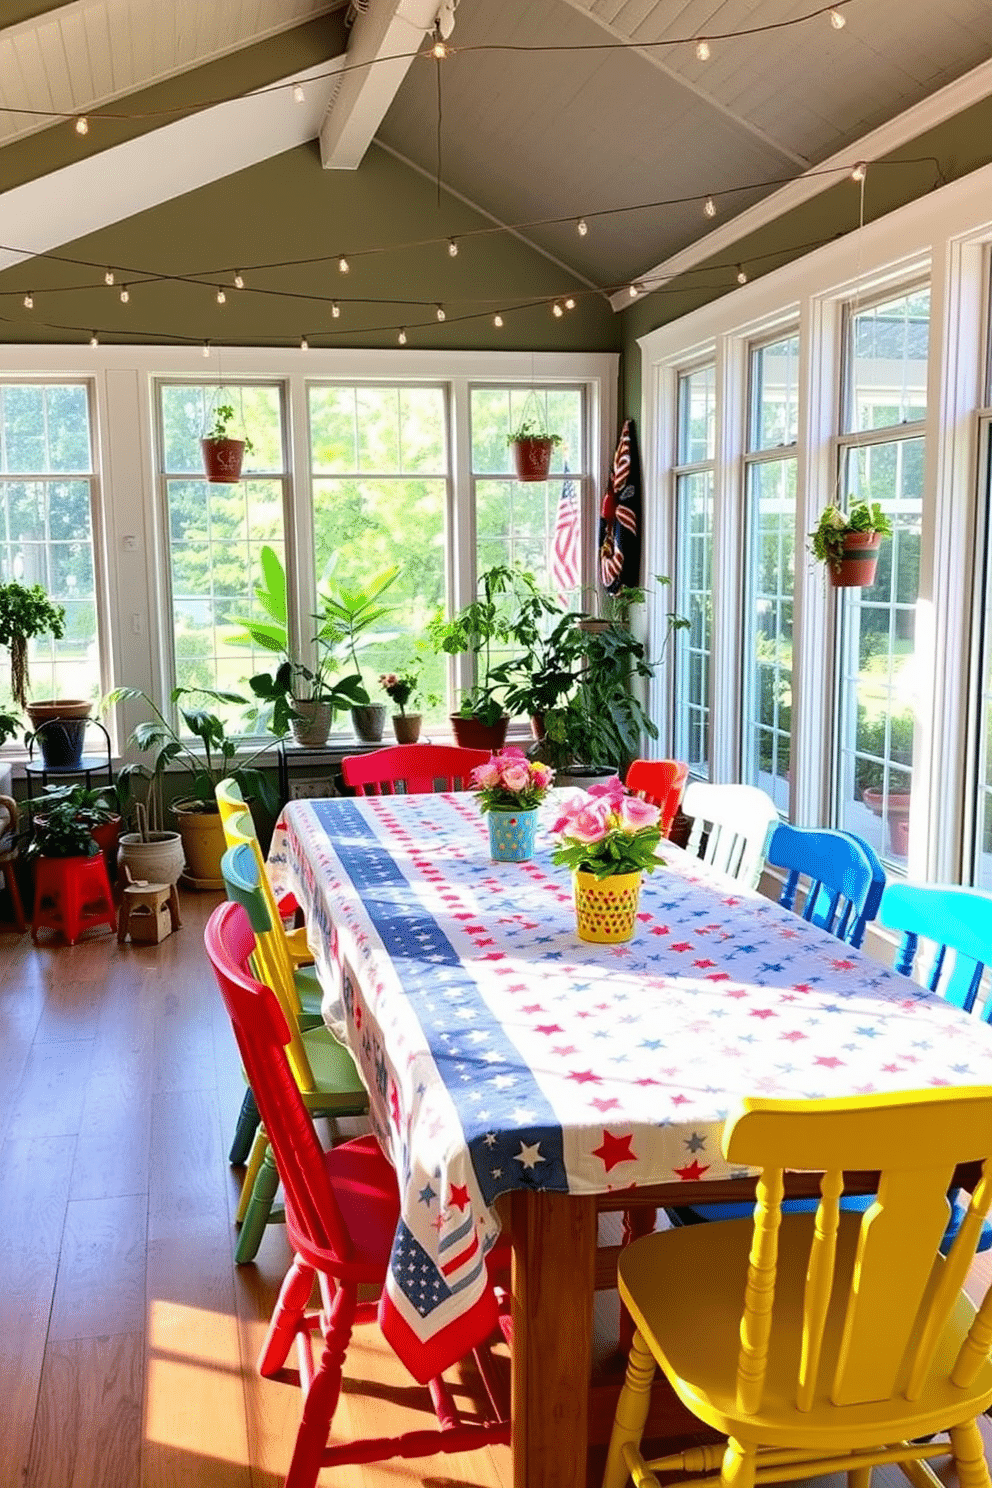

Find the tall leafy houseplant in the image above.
[
  {"left": 0, "top": 580, "right": 66, "bottom": 710},
  {"left": 317, "top": 565, "right": 400, "bottom": 741},
  {"left": 227, "top": 546, "right": 367, "bottom": 743}
]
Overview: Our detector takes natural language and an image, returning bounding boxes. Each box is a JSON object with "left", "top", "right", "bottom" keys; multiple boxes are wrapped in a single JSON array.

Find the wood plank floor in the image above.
[{"left": 0, "top": 890, "right": 989, "bottom": 1488}]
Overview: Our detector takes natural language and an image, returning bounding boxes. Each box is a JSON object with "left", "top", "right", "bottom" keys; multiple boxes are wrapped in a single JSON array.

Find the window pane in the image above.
[
  {"left": 846, "top": 289, "right": 930, "bottom": 434},
  {"left": 677, "top": 366, "right": 715, "bottom": 464},
  {"left": 160, "top": 384, "right": 283, "bottom": 474},
  {"left": 310, "top": 384, "right": 449, "bottom": 722},
  {"left": 974, "top": 450, "right": 992, "bottom": 889},
  {"left": 749, "top": 335, "right": 799, "bottom": 451},
  {"left": 835, "top": 437, "right": 923, "bottom": 863},
  {"left": 0, "top": 383, "right": 99, "bottom": 712},
  {"left": 674, "top": 469, "right": 713, "bottom": 773},
  {"left": 742, "top": 459, "right": 795, "bottom": 812}
]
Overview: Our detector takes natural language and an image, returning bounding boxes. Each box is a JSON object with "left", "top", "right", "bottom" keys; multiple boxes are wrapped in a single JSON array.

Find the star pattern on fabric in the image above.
[
  {"left": 592, "top": 1130, "right": 637, "bottom": 1172},
  {"left": 449, "top": 1183, "right": 470, "bottom": 1211},
  {"left": 514, "top": 1141, "right": 545, "bottom": 1170}
]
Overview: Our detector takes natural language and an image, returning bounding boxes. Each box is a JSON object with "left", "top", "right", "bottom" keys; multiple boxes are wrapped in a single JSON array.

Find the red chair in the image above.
[
  {"left": 625, "top": 758, "right": 689, "bottom": 837},
  {"left": 341, "top": 743, "right": 491, "bottom": 796},
  {"left": 204, "top": 898, "right": 511, "bottom": 1488}
]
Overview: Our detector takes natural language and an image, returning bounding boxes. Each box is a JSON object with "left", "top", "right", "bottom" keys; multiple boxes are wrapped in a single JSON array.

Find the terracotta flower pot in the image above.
[
  {"left": 862, "top": 787, "right": 911, "bottom": 856},
  {"left": 392, "top": 713, "right": 422, "bottom": 744},
  {"left": 451, "top": 714, "right": 508, "bottom": 751},
  {"left": 200, "top": 436, "right": 245, "bottom": 484},
  {"left": 829, "top": 531, "right": 882, "bottom": 588},
  {"left": 511, "top": 437, "right": 554, "bottom": 482}
]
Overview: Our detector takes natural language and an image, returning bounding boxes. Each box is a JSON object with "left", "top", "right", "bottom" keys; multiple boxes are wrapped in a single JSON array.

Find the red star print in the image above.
[
  {"left": 726, "top": 987, "right": 747, "bottom": 998},
  {"left": 815, "top": 1056, "right": 845, "bottom": 1069},
  {"left": 671, "top": 941, "right": 693, "bottom": 952},
  {"left": 780, "top": 1029, "right": 807, "bottom": 1042},
  {"left": 693, "top": 959, "right": 716, "bottom": 968},
  {"left": 650, "top": 924, "right": 670, "bottom": 936},
  {"left": 750, "top": 1008, "right": 776, "bottom": 1019},
  {"left": 881, "top": 1062, "right": 903, "bottom": 1074},
  {"left": 568, "top": 1068, "right": 602, "bottom": 1085},
  {"left": 831, "top": 959, "right": 856, "bottom": 970},
  {"left": 670, "top": 1093, "right": 690, "bottom": 1106},
  {"left": 675, "top": 1160, "right": 710, "bottom": 1181},
  {"left": 793, "top": 983, "right": 813, "bottom": 993},
  {"left": 534, "top": 1023, "right": 564, "bottom": 1036},
  {"left": 592, "top": 1130, "right": 637, "bottom": 1172},
  {"left": 590, "top": 1097, "right": 620, "bottom": 1113},
  {"left": 449, "top": 1184, "right": 470, "bottom": 1212},
  {"left": 552, "top": 1045, "right": 578, "bottom": 1057},
  {"left": 389, "top": 1082, "right": 400, "bottom": 1126},
  {"left": 707, "top": 973, "right": 731, "bottom": 982},
  {"left": 521, "top": 1004, "right": 544, "bottom": 1014}
]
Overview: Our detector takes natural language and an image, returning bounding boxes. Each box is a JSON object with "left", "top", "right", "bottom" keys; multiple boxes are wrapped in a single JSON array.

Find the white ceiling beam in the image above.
[{"left": 319, "top": 0, "right": 441, "bottom": 170}]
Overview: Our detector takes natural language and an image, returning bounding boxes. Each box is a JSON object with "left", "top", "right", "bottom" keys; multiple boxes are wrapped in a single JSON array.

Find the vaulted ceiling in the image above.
[{"left": 1, "top": 0, "right": 991, "bottom": 332}]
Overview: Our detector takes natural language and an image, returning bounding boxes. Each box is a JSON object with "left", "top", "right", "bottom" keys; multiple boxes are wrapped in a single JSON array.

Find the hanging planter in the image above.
[
  {"left": 809, "top": 500, "right": 893, "bottom": 589},
  {"left": 507, "top": 392, "right": 562, "bottom": 483},
  {"left": 200, "top": 400, "right": 254, "bottom": 484}
]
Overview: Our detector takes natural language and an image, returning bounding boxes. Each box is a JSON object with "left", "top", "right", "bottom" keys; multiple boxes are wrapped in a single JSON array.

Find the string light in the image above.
[
  {"left": 851, "top": 161, "right": 867, "bottom": 181},
  {"left": 300, "top": 335, "right": 309, "bottom": 350},
  {"left": 432, "top": 36, "right": 448, "bottom": 59},
  {"left": 576, "top": 218, "right": 588, "bottom": 236},
  {"left": 233, "top": 272, "right": 245, "bottom": 289},
  {"left": 216, "top": 288, "right": 226, "bottom": 304},
  {"left": 398, "top": 328, "right": 407, "bottom": 345},
  {"left": 493, "top": 313, "right": 503, "bottom": 327},
  {"left": 338, "top": 256, "right": 350, "bottom": 273},
  {"left": 448, "top": 238, "right": 459, "bottom": 257},
  {"left": 695, "top": 39, "right": 711, "bottom": 61},
  {"left": 202, "top": 341, "right": 211, "bottom": 357},
  {"left": 104, "top": 269, "right": 115, "bottom": 286},
  {"left": 119, "top": 285, "right": 130, "bottom": 303},
  {"left": 564, "top": 296, "right": 576, "bottom": 309},
  {"left": 704, "top": 196, "right": 717, "bottom": 218},
  {"left": 292, "top": 84, "right": 305, "bottom": 103},
  {"left": 552, "top": 301, "right": 564, "bottom": 317},
  {"left": 628, "top": 283, "right": 639, "bottom": 298},
  {"left": 829, "top": 8, "right": 846, "bottom": 28},
  {"left": 331, "top": 301, "right": 341, "bottom": 319},
  {"left": 89, "top": 332, "right": 99, "bottom": 347},
  {"left": 74, "top": 116, "right": 89, "bottom": 135},
  {"left": 435, "top": 304, "right": 446, "bottom": 321},
  {"left": 736, "top": 265, "right": 748, "bottom": 284},
  {"left": 23, "top": 293, "right": 33, "bottom": 309}
]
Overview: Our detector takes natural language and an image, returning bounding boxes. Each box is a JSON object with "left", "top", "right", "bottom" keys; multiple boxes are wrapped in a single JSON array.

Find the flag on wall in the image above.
[
  {"left": 598, "top": 417, "right": 642, "bottom": 594},
  {"left": 551, "top": 465, "right": 580, "bottom": 604}
]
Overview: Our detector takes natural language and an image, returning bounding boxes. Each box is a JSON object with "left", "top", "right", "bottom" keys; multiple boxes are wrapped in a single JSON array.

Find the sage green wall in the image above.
[{"left": 618, "top": 93, "right": 992, "bottom": 418}]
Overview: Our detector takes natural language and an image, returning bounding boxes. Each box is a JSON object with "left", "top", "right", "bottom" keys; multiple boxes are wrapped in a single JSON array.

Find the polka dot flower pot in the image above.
[
  {"left": 573, "top": 869, "right": 642, "bottom": 944},
  {"left": 487, "top": 807, "right": 538, "bottom": 862}
]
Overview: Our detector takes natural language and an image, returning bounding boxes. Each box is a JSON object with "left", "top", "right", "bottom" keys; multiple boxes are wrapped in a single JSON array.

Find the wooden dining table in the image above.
[{"left": 268, "top": 789, "right": 992, "bottom": 1488}]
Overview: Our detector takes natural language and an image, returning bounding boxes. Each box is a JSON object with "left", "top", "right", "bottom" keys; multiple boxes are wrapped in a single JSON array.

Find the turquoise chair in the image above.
[
  {"left": 881, "top": 881, "right": 992, "bottom": 1016},
  {"left": 768, "top": 822, "right": 885, "bottom": 949}
]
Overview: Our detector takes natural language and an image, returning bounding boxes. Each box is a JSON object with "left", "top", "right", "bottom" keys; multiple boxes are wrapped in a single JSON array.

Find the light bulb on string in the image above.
[
  {"left": 23, "top": 293, "right": 34, "bottom": 309},
  {"left": 576, "top": 218, "right": 588, "bottom": 237},
  {"left": 695, "top": 39, "right": 710, "bottom": 61},
  {"left": 432, "top": 35, "right": 448, "bottom": 59},
  {"left": 89, "top": 332, "right": 98, "bottom": 347},
  {"left": 493, "top": 314, "right": 503, "bottom": 328},
  {"left": 704, "top": 196, "right": 717, "bottom": 218},
  {"left": 202, "top": 341, "right": 211, "bottom": 358},
  {"left": 331, "top": 301, "right": 341, "bottom": 319},
  {"left": 104, "top": 269, "right": 115, "bottom": 286},
  {"left": 300, "top": 336, "right": 309, "bottom": 351},
  {"left": 119, "top": 286, "right": 130, "bottom": 304},
  {"left": 628, "top": 283, "right": 640, "bottom": 299},
  {"left": 829, "top": 8, "right": 846, "bottom": 28},
  {"left": 292, "top": 84, "right": 305, "bottom": 103},
  {"left": 398, "top": 328, "right": 407, "bottom": 345},
  {"left": 338, "top": 256, "right": 350, "bottom": 274},
  {"left": 447, "top": 238, "right": 459, "bottom": 258},
  {"left": 74, "top": 116, "right": 89, "bottom": 135},
  {"left": 736, "top": 265, "right": 748, "bottom": 284},
  {"left": 233, "top": 271, "right": 245, "bottom": 290},
  {"left": 216, "top": 288, "right": 226, "bottom": 305},
  {"left": 564, "top": 297, "right": 576, "bottom": 310},
  {"left": 552, "top": 301, "right": 564, "bottom": 318},
  {"left": 436, "top": 304, "right": 446, "bottom": 321},
  {"left": 851, "top": 161, "right": 867, "bottom": 182}
]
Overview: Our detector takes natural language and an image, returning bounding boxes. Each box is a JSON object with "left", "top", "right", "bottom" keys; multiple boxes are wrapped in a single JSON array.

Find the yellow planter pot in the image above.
[
  {"left": 573, "top": 868, "right": 642, "bottom": 944},
  {"left": 173, "top": 803, "right": 225, "bottom": 888}
]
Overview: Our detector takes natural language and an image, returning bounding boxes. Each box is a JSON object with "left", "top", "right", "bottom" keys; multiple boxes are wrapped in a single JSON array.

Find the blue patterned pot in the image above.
[{"left": 487, "top": 807, "right": 538, "bottom": 862}]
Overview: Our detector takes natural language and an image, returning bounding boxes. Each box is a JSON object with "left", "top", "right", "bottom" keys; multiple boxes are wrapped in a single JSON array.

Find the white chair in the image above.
[{"left": 681, "top": 781, "right": 778, "bottom": 889}]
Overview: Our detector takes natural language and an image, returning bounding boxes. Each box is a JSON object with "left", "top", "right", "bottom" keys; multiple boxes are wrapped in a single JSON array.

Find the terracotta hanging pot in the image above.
[
  {"left": 200, "top": 436, "right": 245, "bottom": 484},
  {"left": 829, "top": 531, "right": 882, "bottom": 588},
  {"left": 451, "top": 714, "right": 508, "bottom": 751},
  {"left": 511, "top": 437, "right": 554, "bottom": 482}
]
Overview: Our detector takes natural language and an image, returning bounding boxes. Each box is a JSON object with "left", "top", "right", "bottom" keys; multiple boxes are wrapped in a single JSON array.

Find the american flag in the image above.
[{"left": 551, "top": 465, "right": 580, "bottom": 605}]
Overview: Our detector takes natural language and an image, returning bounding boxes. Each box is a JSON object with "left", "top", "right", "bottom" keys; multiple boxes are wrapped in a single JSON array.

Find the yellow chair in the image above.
[
  {"left": 604, "top": 1086, "right": 992, "bottom": 1488},
  {"left": 216, "top": 776, "right": 314, "bottom": 974}
]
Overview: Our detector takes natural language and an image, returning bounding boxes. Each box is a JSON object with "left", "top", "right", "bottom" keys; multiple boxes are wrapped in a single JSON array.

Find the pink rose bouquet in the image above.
[
  {"left": 551, "top": 777, "right": 663, "bottom": 880},
  {"left": 470, "top": 747, "right": 554, "bottom": 813}
]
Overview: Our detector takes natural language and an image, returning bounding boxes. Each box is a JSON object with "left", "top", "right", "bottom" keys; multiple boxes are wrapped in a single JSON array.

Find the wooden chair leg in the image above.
[
  {"left": 949, "top": 1419, "right": 992, "bottom": 1488},
  {"left": 283, "top": 1284, "right": 357, "bottom": 1488},
  {"left": 236, "top": 1127, "right": 268, "bottom": 1224},
  {"left": 720, "top": 1438, "right": 757, "bottom": 1488},
  {"left": 603, "top": 1330, "right": 656, "bottom": 1488},
  {"left": 229, "top": 1087, "right": 260, "bottom": 1165},
  {"left": 258, "top": 1255, "right": 318, "bottom": 1377},
  {"left": 235, "top": 1146, "right": 280, "bottom": 1264}
]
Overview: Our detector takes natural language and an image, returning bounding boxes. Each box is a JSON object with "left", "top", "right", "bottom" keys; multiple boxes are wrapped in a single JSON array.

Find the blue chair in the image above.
[
  {"left": 880, "top": 882, "right": 992, "bottom": 1017},
  {"left": 768, "top": 822, "right": 885, "bottom": 949}
]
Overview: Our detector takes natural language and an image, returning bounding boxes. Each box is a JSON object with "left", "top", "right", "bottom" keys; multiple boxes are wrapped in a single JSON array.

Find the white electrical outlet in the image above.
[{"left": 289, "top": 779, "right": 334, "bottom": 800}]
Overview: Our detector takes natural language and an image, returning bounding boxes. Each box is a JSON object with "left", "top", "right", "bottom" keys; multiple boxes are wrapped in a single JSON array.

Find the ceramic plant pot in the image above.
[
  {"left": 200, "top": 437, "right": 245, "bottom": 484},
  {"left": 487, "top": 807, "right": 538, "bottom": 862},
  {"left": 290, "top": 700, "right": 333, "bottom": 747},
  {"left": 828, "top": 531, "right": 882, "bottom": 588},
  {"left": 451, "top": 714, "right": 508, "bottom": 751},
  {"left": 118, "top": 831, "right": 185, "bottom": 887},
  {"left": 26, "top": 700, "right": 91, "bottom": 769},
  {"left": 172, "top": 802, "right": 225, "bottom": 888},
  {"left": 392, "top": 713, "right": 422, "bottom": 744},
  {"left": 351, "top": 704, "right": 387, "bottom": 743},
  {"left": 511, "top": 437, "right": 554, "bottom": 482}
]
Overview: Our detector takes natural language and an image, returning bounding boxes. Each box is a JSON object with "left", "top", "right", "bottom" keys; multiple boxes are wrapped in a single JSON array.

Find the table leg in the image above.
[{"left": 509, "top": 1190, "right": 597, "bottom": 1488}]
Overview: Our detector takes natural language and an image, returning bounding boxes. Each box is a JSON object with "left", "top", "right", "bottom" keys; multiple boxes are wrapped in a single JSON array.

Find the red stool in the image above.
[{"left": 32, "top": 854, "right": 117, "bottom": 945}]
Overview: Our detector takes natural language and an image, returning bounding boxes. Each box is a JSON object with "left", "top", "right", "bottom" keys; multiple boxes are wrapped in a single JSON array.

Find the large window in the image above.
[
  {"left": 158, "top": 382, "right": 286, "bottom": 711},
  {"left": 673, "top": 365, "right": 715, "bottom": 775},
  {"left": 309, "top": 384, "right": 449, "bottom": 717},
  {"left": 974, "top": 434, "right": 992, "bottom": 890},
  {"left": 834, "top": 288, "right": 929, "bottom": 865},
  {"left": 0, "top": 381, "right": 100, "bottom": 709},
  {"left": 742, "top": 334, "right": 798, "bottom": 813}
]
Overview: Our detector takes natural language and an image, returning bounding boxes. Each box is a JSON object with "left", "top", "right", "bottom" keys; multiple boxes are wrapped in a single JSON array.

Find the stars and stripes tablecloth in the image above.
[{"left": 267, "top": 790, "right": 992, "bottom": 1383}]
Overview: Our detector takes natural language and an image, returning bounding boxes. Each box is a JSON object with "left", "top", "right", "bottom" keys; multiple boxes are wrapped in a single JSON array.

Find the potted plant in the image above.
[
  {"left": 28, "top": 799, "right": 101, "bottom": 862},
  {"left": 0, "top": 580, "right": 91, "bottom": 766},
  {"left": 33, "top": 780, "right": 122, "bottom": 879},
  {"left": 201, "top": 402, "right": 254, "bottom": 484},
  {"left": 809, "top": 499, "right": 893, "bottom": 587},
  {"left": 228, "top": 546, "right": 368, "bottom": 746},
  {"left": 507, "top": 416, "right": 563, "bottom": 483},
  {"left": 469, "top": 746, "right": 554, "bottom": 862},
  {"left": 105, "top": 685, "right": 280, "bottom": 887},
  {"left": 550, "top": 777, "right": 663, "bottom": 943},
  {"left": 317, "top": 566, "right": 401, "bottom": 743}
]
